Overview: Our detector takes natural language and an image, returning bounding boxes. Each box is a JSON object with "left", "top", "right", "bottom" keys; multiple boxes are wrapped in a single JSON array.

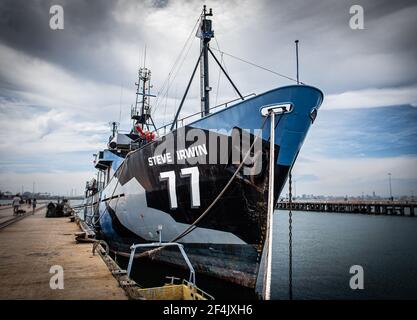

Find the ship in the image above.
[{"left": 83, "top": 6, "right": 323, "bottom": 289}]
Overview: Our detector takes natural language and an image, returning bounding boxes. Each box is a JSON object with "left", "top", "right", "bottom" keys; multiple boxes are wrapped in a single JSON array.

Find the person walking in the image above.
[
  {"left": 12, "top": 194, "right": 21, "bottom": 215},
  {"left": 32, "top": 198, "right": 37, "bottom": 214}
]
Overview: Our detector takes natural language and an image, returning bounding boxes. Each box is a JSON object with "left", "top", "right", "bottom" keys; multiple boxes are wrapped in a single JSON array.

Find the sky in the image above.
[{"left": 0, "top": 0, "right": 416, "bottom": 197}]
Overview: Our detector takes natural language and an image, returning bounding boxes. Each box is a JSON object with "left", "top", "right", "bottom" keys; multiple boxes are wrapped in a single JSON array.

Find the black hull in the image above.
[
  {"left": 87, "top": 85, "right": 323, "bottom": 289},
  {"left": 95, "top": 126, "right": 289, "bottom": 288}
]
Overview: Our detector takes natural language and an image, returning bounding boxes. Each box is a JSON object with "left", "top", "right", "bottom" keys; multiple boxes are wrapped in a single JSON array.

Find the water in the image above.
[
  {"left": 264, "top": 210, "right": 417, "bottom": 299},
  {"left": 69, "top": 199, "right": 84, "bottom": 207}
]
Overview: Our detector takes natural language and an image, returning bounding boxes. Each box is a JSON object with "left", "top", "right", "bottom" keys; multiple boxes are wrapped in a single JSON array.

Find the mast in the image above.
[
  {"left": 111, "top": 121, "right": 117, "bottom": 137},
  {"left": 131, "top": 65, "right": 156, "bottom": 132},
  {"left": 198, "top": 5, "right": 214, "bottom": 117},
  {"left": 170, "top": 6, "right": 242, "bottom": 130}
]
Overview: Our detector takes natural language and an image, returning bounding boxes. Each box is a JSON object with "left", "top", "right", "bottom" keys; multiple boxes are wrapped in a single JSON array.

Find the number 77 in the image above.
[{"left": 159, "top": 167, "right": 200, "bottom": 209}]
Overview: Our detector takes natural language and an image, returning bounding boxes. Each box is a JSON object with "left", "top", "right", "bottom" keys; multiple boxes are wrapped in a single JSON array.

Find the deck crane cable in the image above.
[{"left": 210, "top": 47, "right": 304, "bottom": 85}]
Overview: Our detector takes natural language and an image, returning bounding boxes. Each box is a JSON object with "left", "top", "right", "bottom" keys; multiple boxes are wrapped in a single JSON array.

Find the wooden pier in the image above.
[
  {"left": 0, "top": 206, "right": 128, "bottom": 299},
  {"left": 276, "top": 200, "right": 416, "bottom": 216}
]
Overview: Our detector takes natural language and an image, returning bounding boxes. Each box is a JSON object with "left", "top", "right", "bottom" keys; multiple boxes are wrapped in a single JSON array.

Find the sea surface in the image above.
[{"left": 259, "top": 210, "right": 417, "bottom": 300}]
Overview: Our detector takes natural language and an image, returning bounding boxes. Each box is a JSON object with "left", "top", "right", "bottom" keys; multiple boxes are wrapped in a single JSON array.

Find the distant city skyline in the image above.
[{"left": 0, "top": 0, "right": 416, "bottom": 196}]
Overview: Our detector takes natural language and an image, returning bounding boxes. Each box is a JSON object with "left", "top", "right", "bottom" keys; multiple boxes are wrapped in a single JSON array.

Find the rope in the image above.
[
  {"left": 211, "top": 47, "right": 303, "bottom": 84},
  {"left": 134, "top": 115, "right": 270, "bottom": 259},
  {"left": 288, "top": 172, "right": 293, "bottom": 300}
]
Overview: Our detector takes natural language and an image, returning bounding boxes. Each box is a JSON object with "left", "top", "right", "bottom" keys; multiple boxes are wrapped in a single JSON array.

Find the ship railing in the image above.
[
  {"left": 127, "top": 242, "right": 196, "bottom": 286},
  {"left": 153, "top": 93, "right": 256, "bottom": 137},
  {"left": 181, "top": 279, "right": 215, "bottom": 300}
]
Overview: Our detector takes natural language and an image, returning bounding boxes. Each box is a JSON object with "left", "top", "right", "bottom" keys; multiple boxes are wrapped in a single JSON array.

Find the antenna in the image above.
[
  {"left": 143, "top": 44, "right": 147, "bottom": 68},
  {"left": 295, "top": 40, "right": 299, "bottom": 84},
  {"left": 109, "top": 121, "right": 119, "bottom": 138},
  {"left": 131, "top": 60, "right": 156, "bottom": 133},
  {"left": 118, "top": 81, "right": 123, "bottom": 123},
  {"left": 198, "top": 5, "right": 214, "bottom": 117}
]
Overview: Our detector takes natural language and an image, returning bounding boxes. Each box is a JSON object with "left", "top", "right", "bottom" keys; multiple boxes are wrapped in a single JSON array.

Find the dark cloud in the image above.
[
  {"left": 1, "top": 0, "right": 416, "bottom": 91},
  {"left": 0, "top": 0, "right": 138, "bottom": 85},
  {"left": 151, "top": 0, "right": 169, "bottom": 8}
]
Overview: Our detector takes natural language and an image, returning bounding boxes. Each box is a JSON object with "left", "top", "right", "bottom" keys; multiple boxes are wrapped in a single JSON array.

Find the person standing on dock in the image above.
[
  {"left": 12, "top": 194, "right": 21, "bottom": 215},
  {"left": 32, "top": 198, "right": 37, "bottom": 214}
]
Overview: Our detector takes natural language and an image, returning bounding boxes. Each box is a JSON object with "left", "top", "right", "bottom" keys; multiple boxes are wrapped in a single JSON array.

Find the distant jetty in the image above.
[{"left": 277, "top": 200, "right": 416, "bottom": 217}]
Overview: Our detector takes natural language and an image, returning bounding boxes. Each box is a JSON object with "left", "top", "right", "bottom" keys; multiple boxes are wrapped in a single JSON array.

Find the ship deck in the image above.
[{"left": 0, "top": 206, "right": 127, "bottom": 299}]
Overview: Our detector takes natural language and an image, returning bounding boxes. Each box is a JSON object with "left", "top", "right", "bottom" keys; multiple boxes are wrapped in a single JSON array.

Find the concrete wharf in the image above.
[{"left": 0, "top": 206, "right": 127, "bottom": 299}]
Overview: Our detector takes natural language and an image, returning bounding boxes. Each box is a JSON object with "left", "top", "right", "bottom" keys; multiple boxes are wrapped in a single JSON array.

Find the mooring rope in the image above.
[{"left": 133, "top": 115, "right": 271, "bottom": 259}]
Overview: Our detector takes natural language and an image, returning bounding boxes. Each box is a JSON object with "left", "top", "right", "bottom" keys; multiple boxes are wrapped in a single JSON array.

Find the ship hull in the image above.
[{"left": 89, "top": 85, "right": 323, "bottom": 288}]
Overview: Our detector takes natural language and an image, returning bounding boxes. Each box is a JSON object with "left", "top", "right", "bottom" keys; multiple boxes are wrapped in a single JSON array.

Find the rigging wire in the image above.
[
  {"left": 214, "top": 52, "right": 222, "bottom": 107},
  {"left": 214, "top": 37, "right": 227, "bottom": 107},
  {"left": 153, "top": 34, "right": 196, "bottom": 119},
  {"left": 210, "top": 47, "right": 303, "bottom": 84},
  {"left": 151, "top": 16, "right": 201, "bottom": 117},
  {"left": 164, "top": 37, "right": 197, "bottom": 120},
  {"left": 214, "top": 37, "right": 229, "bottom": 73},
  {"left": 162, "top": 78, "right": 169, "bottom": 127}
]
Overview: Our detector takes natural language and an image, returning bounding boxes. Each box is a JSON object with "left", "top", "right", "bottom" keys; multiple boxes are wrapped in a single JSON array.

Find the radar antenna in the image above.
[{"left": 131, "top": 63, "right": 157, "bottom": 133}]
